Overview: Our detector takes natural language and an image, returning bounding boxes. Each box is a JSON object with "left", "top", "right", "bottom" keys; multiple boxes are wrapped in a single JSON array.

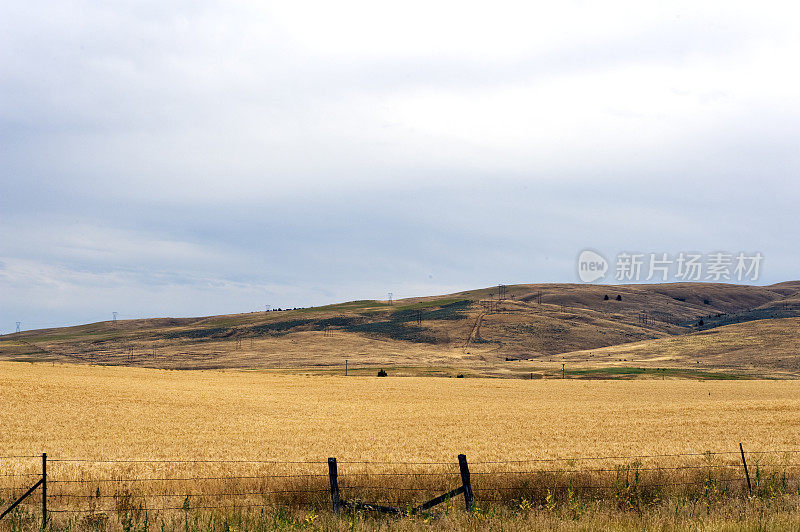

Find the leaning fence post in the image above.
[
  {"left": 41, "top": 453, "right": 47, "bottom": 528},
  {"left": 328, "top": 457, "right": 341, "bottom": 513},
  {"left": 739, "top": 443, "right": 751, "bottom": 495},
  {"left": 458, "top": 454, "right": 473, "bottom": 511}
]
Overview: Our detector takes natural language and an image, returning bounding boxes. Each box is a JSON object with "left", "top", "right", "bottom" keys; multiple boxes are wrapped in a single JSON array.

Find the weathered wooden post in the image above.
[
  {"left": 739, "top": 443, "right": 751, "bottom": 495},
  {"left": 328, "top": 457, "right": 341, "bottom": 513},
  {"left": 458, "top": 454, "right": 473, "bottom": 511},
  {"left": 41, "top": 453, "right": 47, "bottom": 528}
]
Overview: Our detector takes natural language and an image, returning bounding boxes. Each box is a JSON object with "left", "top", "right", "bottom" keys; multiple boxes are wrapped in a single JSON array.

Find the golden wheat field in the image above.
[
  {"left": 2, "top": 361, "right": 800, "bottom": 461},
  {"left": 2, "top": 361, "right": 800, "bottom": 530}
]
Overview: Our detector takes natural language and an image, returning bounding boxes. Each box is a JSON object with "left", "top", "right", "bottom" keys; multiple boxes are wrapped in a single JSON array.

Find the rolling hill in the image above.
[{"left": 1, "top": 281, "right": 798, "bottom": 378}]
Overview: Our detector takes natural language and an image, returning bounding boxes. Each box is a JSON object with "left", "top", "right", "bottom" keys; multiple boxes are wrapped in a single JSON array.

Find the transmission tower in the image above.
[
  {"left": 498, "top": 284, "right": 507, "bottom": 300},
  {"left": 388, "top": 292, "right": 393, "bottom": 306},
  {"left": 15, "top": 322, "right": 21, "bottom": 333},
  {"left": 112, "top": 312, "right": 118, "bottom": 325}
]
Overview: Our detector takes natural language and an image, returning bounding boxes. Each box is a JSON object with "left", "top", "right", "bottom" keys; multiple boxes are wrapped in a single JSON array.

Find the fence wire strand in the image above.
[
  {"left": 470, "top": 464, "right": 745, "bottom": 475},
  {"left": 48, "top": 459, "right": 328, "bottom": 464},
  {"left": 3, "top": 449, "right": 799, "bottom": 519},
  {"left": 50, "top": 473, "right": 328, "bottom": 483},
  {"left": 50, "top": 489, "right": 331, "bottom": 499},
  {"left": 468, "top": 449, "right": 800, "bottom": 464}
]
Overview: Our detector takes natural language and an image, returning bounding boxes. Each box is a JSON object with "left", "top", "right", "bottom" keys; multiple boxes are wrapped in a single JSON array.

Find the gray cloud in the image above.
[{"left": 1, "top": 1, "right": 799, "bottom": 332}]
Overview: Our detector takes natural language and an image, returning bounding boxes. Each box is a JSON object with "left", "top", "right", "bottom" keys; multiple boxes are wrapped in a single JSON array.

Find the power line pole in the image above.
[
  {"left": 112, "top": 312, "right": 118, "bottom": 326},
  {"left": 15, "top": 322, "right": 21, "bottom": 333},
  {"left": 388, "top": 292, "right": 393, "bottom": 306}
]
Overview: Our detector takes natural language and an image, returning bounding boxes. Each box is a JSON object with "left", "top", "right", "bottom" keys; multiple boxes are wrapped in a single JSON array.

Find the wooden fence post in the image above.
[
  {"left": 41, "top": 453, "right": 47, "bottom": 528},
  {"left": 739, "top": 443, "right": 751, "bottom": 495},
  {"left": 458, "top": 454, "right": 473, "bottom": 511},
  {"left": 328, "top": 457, "right": 341, "bottom": 513}
]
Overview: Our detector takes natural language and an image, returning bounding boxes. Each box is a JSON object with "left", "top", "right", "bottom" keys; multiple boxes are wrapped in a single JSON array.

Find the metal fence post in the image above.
[
  {"left": 458, "top": 454, "right": 473, "bottom": 511},
  {"left": 328, "top": 457, "right": 341, "bottom": 513}
]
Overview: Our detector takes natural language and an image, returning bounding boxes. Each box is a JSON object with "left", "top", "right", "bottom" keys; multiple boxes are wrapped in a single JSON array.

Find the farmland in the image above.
[
  {"left": 1, "top": 362, "right": 800, "bottom": 529},
  {"left": 3, "top": 362, "right": 800, "bottom": 460}
]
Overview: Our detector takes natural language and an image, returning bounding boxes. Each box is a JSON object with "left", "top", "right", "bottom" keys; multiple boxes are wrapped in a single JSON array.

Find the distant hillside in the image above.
[
  {"left": 1, "top": 281, "right": 798, "bottom": 378},
  {"left": 559, "top": 317, "right": 800, "bottom": 377}
]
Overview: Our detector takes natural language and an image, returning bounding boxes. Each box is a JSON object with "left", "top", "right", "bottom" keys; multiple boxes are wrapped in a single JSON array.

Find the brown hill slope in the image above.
[
  {"left": 0, "top": 282, "right": 797, "bottom": 376},
  {"left": 555, "top": 317, "right": 800, "bottom": 377}
]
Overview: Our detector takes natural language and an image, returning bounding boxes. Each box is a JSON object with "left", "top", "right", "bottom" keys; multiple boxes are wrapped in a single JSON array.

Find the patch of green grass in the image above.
[
  {"left": 394, "top": 298, "right": 471, "bottom": 311},
  {"left": 250, "top": 319, "right": 315, "bottom": 335},
  {"left": 298, "top": 300, "right": 390, "bottom": 313},
  {"left": 561, "top": 367, "right": 743, "bottom": 380},
  {"left": 349, "top": 321, "right": 438, "bottom": 343},
  {"left": 164, "top": 327, "right": 231, "bottom": 340},
  {"left": 11, "top": 326, "right": 114, "bottom": 343},
  {"left": 680, "top": 306, "right": 800, "bottom": 331},
  {"left": 314, "top": 316, "right": 361, "bottom": 328},
  {"left": 392, "top": 299, "right": 472, "bottom": 322}
]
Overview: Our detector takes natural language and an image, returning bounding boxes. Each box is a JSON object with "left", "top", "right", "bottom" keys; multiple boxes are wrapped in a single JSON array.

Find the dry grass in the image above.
[
  {"left": 3, "top": 362, "right": 800, "bottom": 461},
  {"left": 2, "top": 362, "right": 800, "bottom": 529},
  {"left": 562, "top": 317, "right": 800, "bottom": 375},
  {"left": 5, "top": 496, "right": 800, "bottom": 531},
  {"left": 2, "top": 281, "right": 798, "bottom": 379}
]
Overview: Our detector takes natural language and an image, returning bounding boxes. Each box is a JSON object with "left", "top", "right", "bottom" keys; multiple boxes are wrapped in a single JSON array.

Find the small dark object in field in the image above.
[
  {"left": 456, "top": 374, "right": 464, "bottom": 378},
  {"left": 603, "top": 294, "right": 609, "bottom": 300},
  {"left": 377, "top": 369, "right": 387, "bottom": 377},
  {"left": 704, "top": 299, "right": 710, "bottom": 304},
  {"left": 698, "top": 319, "right": 704, "bottom": 326},
  {"left": 616, "top": 294, "right": 622, "bottom": 301}
]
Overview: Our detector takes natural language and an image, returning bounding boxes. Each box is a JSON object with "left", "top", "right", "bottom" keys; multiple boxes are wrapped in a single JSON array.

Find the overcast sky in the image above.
[{"left": 1, "top": 1, "right": 799, "bottom": 332}]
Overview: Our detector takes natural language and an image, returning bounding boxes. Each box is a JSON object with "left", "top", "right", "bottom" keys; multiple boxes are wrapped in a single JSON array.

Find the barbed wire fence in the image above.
[{"left": 2, "top": 447, "right": 800, "bottom": 525}]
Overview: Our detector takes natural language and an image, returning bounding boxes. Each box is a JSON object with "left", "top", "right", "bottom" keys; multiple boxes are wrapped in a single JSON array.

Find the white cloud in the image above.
[{"left": 1, "top": 1, "right": 799, "bottom": 329}]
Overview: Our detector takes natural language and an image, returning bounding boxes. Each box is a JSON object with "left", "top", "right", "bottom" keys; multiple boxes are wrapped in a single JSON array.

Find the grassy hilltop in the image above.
[{"left": 1, "top": 281, "right": 799, "bottom": 378}]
